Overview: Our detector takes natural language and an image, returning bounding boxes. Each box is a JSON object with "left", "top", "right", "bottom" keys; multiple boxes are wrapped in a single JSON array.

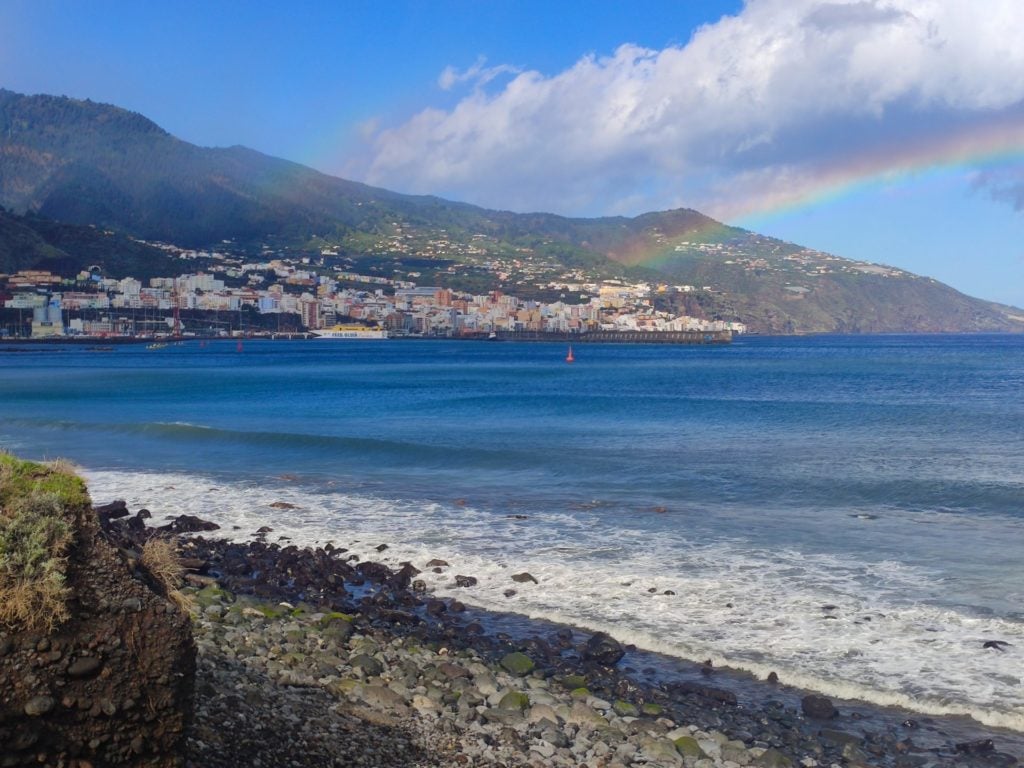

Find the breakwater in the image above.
[{"left": 489, "top": 329, "right": 732, "bottom": 344}]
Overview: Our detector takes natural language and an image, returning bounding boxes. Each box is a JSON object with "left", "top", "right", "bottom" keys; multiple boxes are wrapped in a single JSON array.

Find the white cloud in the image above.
[
  {"left": 438, "top": 56, "right": 522, "bottom": 91},
  {"left": 353, "top": 0, "right": 1024, "bottom": 219}
]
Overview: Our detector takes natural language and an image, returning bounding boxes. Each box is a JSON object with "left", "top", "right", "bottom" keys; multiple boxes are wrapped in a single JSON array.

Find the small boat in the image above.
[
  {"left": 566, "top": 345, "right": 575, "bottom": 363},
  {"left": 146, "top": 342, "right": 167, "bottom": 350}
]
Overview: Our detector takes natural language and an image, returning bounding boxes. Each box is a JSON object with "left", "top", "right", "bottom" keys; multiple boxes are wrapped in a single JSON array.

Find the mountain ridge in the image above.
[{"left": 1, "top": 87, "right": 1021, "bottom": 334}]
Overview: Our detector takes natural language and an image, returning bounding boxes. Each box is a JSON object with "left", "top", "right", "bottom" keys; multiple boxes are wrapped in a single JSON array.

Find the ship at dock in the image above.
[{"left": 310, "top": 324, "right": 389, "bottom": 340}]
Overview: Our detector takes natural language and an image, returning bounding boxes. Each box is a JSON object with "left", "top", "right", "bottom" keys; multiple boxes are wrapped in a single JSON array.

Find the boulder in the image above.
[
  {"left": 157, "top": 513, "right": 220, "bottom": 534},
  {"left": 454, "top": 574, "right": 478, "bottom": 587},
  {"left": 499, "top": 652, "right": 535, "bottom": 676},
  {"left": 583, "top": 632, "right": 625, "bottom": 666},
  {"left": 801, "top": 693, "right": 838, "bottom": 719},
  {"left": 511, "top": 572, "right": 538, "bottom": 584}
]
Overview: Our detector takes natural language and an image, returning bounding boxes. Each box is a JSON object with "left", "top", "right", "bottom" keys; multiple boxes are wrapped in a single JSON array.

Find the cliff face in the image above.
[{"left": 0, "top": 458, "right": 195, "bottom": 767}]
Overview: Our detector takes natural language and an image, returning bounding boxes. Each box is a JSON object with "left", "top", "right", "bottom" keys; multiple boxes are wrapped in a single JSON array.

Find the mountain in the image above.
[
  {"left": 0, "top": 208, "right": 181, "bottom": 280},
  {"left": 1, "top": 87, "right": 1022, "bottom": 334}
]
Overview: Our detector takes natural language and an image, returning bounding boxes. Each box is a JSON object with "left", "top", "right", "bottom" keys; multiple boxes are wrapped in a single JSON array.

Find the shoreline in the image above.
[{"left": 98, "top": 505, "right": 1024, "bottom": 767}]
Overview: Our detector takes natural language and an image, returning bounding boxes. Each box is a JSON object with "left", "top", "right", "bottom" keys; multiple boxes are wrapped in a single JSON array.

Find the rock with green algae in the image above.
[
  {"left": 613, "top": 699, "right": 638, "bottom": 717},
  {"left": 499, "top": 651, "right": 535, "bottom": 676},
  {"left": 675, "top": 735, "right": 707, "bottom": 759},
  {"left": 641, "top": 702, "right": 664, "bottom": 716},
  {"left": 561, "top": 673, "right": 587, "bottom": 689},
  {"left": 753, "top": 747, "right": 793, "bottom": 767},
  {"left": 498, "top": 690, "right": 530, "bottom": 711}
]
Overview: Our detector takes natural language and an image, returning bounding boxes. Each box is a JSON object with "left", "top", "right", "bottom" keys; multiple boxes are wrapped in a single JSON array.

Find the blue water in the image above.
[{"left": 2, "top": 335, "right": 1023, "bottom": 730}]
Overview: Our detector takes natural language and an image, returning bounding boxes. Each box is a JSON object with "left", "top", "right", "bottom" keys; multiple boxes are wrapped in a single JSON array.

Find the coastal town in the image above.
[{"left": 0, "top": 241, "right": 746, "bottom": 340}]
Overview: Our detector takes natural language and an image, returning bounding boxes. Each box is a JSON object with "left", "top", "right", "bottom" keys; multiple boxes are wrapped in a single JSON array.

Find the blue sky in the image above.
[{"left": 2, "top": 0, "right": 1024, "bottom": 307}]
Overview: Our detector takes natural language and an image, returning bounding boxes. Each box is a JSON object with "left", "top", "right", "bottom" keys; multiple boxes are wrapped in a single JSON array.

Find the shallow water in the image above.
[{"left": 2, "top": 335, "right": 1022, "bottom": 733}]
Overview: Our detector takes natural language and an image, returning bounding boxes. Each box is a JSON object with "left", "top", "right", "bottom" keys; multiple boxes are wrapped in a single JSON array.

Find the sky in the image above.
[{"left": 2, "top": 0, "right": 1024, "bottom": 307}]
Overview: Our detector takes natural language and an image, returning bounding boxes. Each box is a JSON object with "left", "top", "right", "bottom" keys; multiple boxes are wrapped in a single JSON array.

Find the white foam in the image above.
[{"left": 84, "top": 468, "right": 1024, "bottom": 732}]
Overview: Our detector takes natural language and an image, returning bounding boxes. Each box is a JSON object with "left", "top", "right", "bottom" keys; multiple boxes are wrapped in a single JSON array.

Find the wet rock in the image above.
[
  {"left": 499, "top": 652, "right": 535, "bottom": 676},
  {"left": 511, "top": 572, "right": 538, "bottom": 584},
  {"left": 94, "top": 499, "right": 129, "bottom": 521},
  {"left": 983, "top": 640, "right": 1012, "bottom": 651},
  {"left": 955, "top": 738, "right": 995, "bottom": 755},
  {"left": 158, "top": 514, "right": 220, "bottom": 534},
  {"left": 425, "top": 559, "right": 449, "bottom": 568},
  {"left": 801, "top": 693, "right": 838, "bottom": 719},
  {"left": 583, "top": 631, "right": 625, "bottom": 666},
  {"left": 753, "top": 747, "right": 794, "bottom": 767},
  {"left": 454, "top": 575, "right": 478, "bottom": 587}
]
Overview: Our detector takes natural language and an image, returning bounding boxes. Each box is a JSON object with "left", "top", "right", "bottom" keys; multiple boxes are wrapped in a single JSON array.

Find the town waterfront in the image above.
[{"left": 1, "top": 334, "right": 1022, "bottom": 738}]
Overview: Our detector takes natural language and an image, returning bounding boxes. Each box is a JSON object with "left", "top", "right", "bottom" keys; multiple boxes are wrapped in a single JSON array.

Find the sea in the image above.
[{"left": 1, "top": 335, "right": 1022, "bottom": 740}]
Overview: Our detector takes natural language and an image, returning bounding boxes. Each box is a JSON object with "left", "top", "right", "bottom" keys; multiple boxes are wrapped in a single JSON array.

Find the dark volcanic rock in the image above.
[
  {"left": 158, "top": 513, "right": 220, "bottom": 534},
  {"left": 801, "top": 694, "right": 838, "bottom": 720},
  {"left": 454, "top": 574, "right": 478, "bottom": 587},
  {"left": 583, "top": 631, "right": 625, "bottom": 666},
  {"left": 511, "top": 572, "right": 538, "bottom": 584}
]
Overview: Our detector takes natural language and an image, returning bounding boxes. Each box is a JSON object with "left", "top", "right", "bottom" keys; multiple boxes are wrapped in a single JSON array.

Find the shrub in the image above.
[
  {"left": 0, "top": 491, "right": 73, "bottom": 631},
  {"left": 0, "top": 454, "right": 88, "bottom": 632}
]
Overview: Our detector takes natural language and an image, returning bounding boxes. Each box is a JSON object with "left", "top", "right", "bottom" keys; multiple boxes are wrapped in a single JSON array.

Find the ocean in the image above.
[{"left": 1, "top": 335, "right": 1022, "bottom": 735}]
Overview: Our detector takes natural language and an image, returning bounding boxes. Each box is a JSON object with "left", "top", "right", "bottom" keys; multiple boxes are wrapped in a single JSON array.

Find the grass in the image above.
[
  {"left": 0, "top": 454, "right": 90, "bottom": 632},
  {"left": 140, "top": 535, "right": 193, "bottom": 613}
]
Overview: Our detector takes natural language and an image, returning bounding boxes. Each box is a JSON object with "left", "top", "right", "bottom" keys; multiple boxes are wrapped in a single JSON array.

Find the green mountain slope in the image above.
[
  {"left": 0, "top": 208, "right": 180, "bottom": 280},
  {"left": 1, "top": 87, "right": 1021, "bottom": 334}
]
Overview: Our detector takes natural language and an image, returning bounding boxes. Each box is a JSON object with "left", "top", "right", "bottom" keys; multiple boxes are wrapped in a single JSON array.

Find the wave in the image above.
[
  {"left": 1, "top": 417, "right": 544, "bottom": 472},
  {"left": 81, "top": 467, "right": 1024, "bottom": 734}
]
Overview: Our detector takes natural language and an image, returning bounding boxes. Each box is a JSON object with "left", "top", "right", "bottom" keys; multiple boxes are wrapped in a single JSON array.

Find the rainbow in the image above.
[
  {"left": 730, "top": 111, "right": 1024, "bottom": 224},
  {"left": 624, "top": 111, "right": 1024, "bottom": 268}
]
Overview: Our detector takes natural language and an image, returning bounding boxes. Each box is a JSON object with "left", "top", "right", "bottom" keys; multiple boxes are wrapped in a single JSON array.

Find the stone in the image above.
[
  {"left": 454, "top": 574, "right": 478, "bottom": 587},
  {"left": 567, "top": 701, "right": 607, "bottom": 728},
  {"left": 351, "top": 654, "right": 384, "bottom": 677},
  {"left": 511, "top": 572, "right": 538, "bottom": 584},
  {"left": 675, "top": 735, "right": 707, "bottom": 758},
  {"left": 121, "top": 597, "right": 142, "bottom": 612},
  {"left": 641, "top": 702, "right": 664, "bottom": 716},
  {"left": 955, "top": 739, "right": 995, "bottom": 755},
  {"left": 583, "top": 631, "right": 625, "bottom": 666},
  {"left": 613, "top": 699, "right": 638, "bottom": 717},
  {"left": 499, "top": 651, "right": 535, "bottom": 676},
  {"left": 67, "top": 656, "right": 102, "bottom": 678},
  {"left": 801, "top": 694, "right": 837, "bottom": 719},
  {"left": 360, "top": 685, "right": 410, "bottom": 714},
  {"left": 24, "top": 695, "right": 55, "bottom": 716},
  {"left": 753, "top": 747, "right": 793, "bottom": 767},
  {"left": 639, "top": 736, "right": 684, "bottom": 765},
  {"left": 425, "top": 559, "right": 449, "bottom": 568},
  {"left": 498, "top": 690, "right": 530, "bottom": 711},
  {"left": 820, "top": 729, "right": 861, "bottom": 748},
  {"left": 527, "top": 703, "right": 561, "bottom": 724}
]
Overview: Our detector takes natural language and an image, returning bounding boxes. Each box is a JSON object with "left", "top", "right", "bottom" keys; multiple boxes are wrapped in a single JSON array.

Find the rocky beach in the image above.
[{"left": 106, "top": 503, "right": 1022, "bottom": 768}]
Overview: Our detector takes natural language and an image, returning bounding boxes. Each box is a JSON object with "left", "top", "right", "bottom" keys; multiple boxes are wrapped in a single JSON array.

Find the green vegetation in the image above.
[{"left": 0, "top": 454, "right": 89, "bottom": 632}]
